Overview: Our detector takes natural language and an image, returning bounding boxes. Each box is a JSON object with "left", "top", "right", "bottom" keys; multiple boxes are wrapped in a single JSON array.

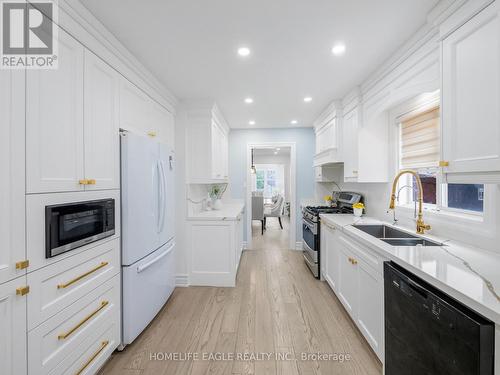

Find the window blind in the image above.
[{"left": 400, "top": 107, "right": 440, "bottom": 169}]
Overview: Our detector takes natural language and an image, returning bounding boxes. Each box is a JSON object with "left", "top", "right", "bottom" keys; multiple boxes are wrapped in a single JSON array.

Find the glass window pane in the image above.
[
  {"left": 447, "top": 184, "right": 484, "bottom": 212},
  {"left": 412, "top": 173, "right": 436, "bottom": 205}
]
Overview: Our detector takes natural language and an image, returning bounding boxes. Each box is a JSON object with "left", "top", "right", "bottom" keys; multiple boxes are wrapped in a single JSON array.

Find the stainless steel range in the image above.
[{"left": 302, "top": 191, "right": 363, "bottom": 278}]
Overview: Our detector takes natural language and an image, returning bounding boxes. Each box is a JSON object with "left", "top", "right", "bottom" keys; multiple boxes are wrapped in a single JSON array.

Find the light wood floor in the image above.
[{"left": 99, "top": 219, "right": 382, "bottom": 375}]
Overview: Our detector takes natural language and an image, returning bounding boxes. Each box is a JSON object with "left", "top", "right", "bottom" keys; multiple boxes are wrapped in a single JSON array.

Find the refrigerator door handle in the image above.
[
  {"left": 136, "top": 242, "right": 175, "bottom": 274},
  {"left": 156, "top": 161, "right": 162, "bottom": 233},
  {"left": 159, "top": 161, "right": 166, "bottom": 233}
]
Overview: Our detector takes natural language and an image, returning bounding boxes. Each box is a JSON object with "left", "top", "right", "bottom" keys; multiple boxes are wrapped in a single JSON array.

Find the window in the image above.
[
  {"left": 398, "top": 106, "right": 484, "bottom": 214},
  {"left": 252, "top": 164, "right": 285, "bottom": 199}
]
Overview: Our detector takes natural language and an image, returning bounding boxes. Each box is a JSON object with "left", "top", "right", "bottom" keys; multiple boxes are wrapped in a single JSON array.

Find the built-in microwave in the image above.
[{"left": 45, "top": 198, "right": 115, "bottom": 258}]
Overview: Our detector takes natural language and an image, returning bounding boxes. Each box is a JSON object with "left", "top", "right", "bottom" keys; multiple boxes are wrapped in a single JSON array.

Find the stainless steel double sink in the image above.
[{"left": 352, "top": 225, "right": 443, "bottom": 247}]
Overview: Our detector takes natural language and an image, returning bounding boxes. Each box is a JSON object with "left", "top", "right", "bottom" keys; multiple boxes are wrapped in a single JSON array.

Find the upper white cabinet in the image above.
[
  {"left": 120, "top": 77, "right": 175, "bottom": 146},
  {"left": 84, "top": 50, "right": 120, "bottom": 190},
  {"left": 27, "top": 28, "right": 122, "bottom": 193},
  {"left": 0, "top": 277, "right": 28, "bottom": 375},
  {"left": 342, "top": 107, "right": 360, "bottom": 182},
  {"left": 185, "top": 102, "right": 230, "bottom": 183},
  {"left": 26, "top": 28, "right": 85, "bottom": 193},
  {"left": 313, "top": 102, "right": 342, "bottom": 166},
  {"left": 0, "top": 70, "right": 27, "bottom": 284},
  {"left": 441, "top": 1, "right": 500, "bottom": 183}
]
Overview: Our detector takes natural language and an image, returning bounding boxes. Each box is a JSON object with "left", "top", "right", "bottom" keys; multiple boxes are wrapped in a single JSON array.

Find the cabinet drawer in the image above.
[
  {"left": 28, "top": 238, "right": 120, "bottom": 330},
  {"left": 339, "top": 234, "right": 382, "bottom": 274},
  {"left": 28, "top": 274, "right": 120, "bottom": 375}
]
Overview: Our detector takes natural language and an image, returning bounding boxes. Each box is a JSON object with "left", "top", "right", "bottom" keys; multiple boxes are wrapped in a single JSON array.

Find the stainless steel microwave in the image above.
[{"left": 45, "top": 198, "right": 115, "bottom": 258}]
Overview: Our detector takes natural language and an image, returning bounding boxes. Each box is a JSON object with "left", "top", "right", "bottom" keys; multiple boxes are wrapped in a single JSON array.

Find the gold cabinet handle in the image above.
[
  {"left": 75, "top": 340, "right": 109, "bottom": 375},
  {"left": 87, "top": 179, "right": 96, "bottom": 185},
  {"left": 16, "top": 286, "right": 30, "bottom": 296},
  {"left": 57, "top": 262, "right": 109, "bottom": 289},
  {"left": 58, "top": 301, "right": 109, "bottom": 340},
  {"left": 147, "top": 131, "right": 157, "bottom": 137},
  {"left": 439, "top": 161, "right": 449, "bottom": 167},
  {"left": 15, "top": 260, "right": 29, "bottom": 270},
  {"left": 351, "top": 258, "right": 358, "bottom": 265},
  {"left": 79, "top": 179, "right": 89, "bottom": 185}
]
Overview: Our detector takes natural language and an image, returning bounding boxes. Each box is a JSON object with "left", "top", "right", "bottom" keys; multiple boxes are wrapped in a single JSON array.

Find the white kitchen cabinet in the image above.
[
  {"left": 315, "top": 166, "right": 341, "bottom": 182},
  {"left": 441, "top": 1, "right": 500, "bottom": 183},
  {"left": 84, "top": 50, "right": 120, "bottom": 190},
  {"left": 313, "top": 106, "right": 342, "bottom": 166},
  {"left": 0, "top": 70, "right": 27, "bottom": 284},
  {"left": 185, "top": 102, "right": 230, "bottom": 183},
  {"left": 26, "top": 28, "right": 85, "bottom": 193},
  {"left": 187, "top": 207, "right": 244, "bottom": 287},
  {"left": 357, "top": 258, "right": 383, "bottom": 358},
  {"left": 321, "top": 227, "right": 384, "bottom": 360},
  {"left": 120, "top": 77, "right": 174, "bottom": 146},
  {"left": 337, "top": 246, "right": 358, "bottom": 317},
  {"left": 342, "top": 107, "right": 359, "bottom": 181},
  {"left": 151, "top": 101, "right": 175, "bottom": 146},
  {"left": 0, "top": 277, "right": 28, "bottom": 375},
  {"left": 321, "top": 221, "right": 340, "bottom": 291}
]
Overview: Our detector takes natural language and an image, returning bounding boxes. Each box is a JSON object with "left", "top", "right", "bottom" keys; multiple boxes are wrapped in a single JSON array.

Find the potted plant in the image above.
[
  {"left": 209, "top": 185, "right": 223, "bottom": 210},
  {"left": 352, "top": 202, "right": 365, "bottom": 217}
]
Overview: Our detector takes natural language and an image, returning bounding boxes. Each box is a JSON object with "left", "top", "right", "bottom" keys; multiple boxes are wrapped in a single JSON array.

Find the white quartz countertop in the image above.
[
  {"left": 187, "top": 203, "right": 245, "bottom": 221},
  {"left": 320, "top": 214, "right": 500, "bottom": 324}
]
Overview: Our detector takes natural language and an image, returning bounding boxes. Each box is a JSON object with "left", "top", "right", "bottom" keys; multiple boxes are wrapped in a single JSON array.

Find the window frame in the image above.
[{"left": 391, "top": 91, "right": 486, "bottom": 221}]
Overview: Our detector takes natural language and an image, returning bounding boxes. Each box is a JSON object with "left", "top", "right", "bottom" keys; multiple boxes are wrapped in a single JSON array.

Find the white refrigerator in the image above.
[{"left": 120, "top": 131, "right": 175, "bottom": 346}]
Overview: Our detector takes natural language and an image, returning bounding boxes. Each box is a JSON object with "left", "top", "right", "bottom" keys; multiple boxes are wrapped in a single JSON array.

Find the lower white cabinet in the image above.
[
  {"left": 28, "top": 274, "right": 120, "bottom": 375},
  {"left": 188, "top": 210, "right": 244, "bottom": 287},
  {"left": 27, "top": 239, "right": 120, "bottom": 330},
  {"left": 322, "top": 225, "right": 384, "bottom": 360},
  {"left": 0, "top": 277, "right": 28, "bottom": 375}
]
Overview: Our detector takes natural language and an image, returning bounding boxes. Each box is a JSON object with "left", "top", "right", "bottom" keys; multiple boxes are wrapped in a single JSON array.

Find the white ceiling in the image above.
[{"left": 80, "top": 0, "right": 439, "bottom": 129}]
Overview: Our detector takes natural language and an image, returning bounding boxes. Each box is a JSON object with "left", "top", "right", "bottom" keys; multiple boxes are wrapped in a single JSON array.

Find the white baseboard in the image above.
[
  {"left": 243, "top": 241, "right": 248, "bottom": 250},
  {"left": 295, "top": 241, "right": 303, "bottom": 251},
  {"left": 175, "top": 274, "right": 189, "bottom": 287}
]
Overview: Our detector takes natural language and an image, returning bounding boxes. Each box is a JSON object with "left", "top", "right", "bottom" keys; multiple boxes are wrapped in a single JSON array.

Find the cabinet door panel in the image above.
[
  {"left": 0, "top": 277, "right": 27, "bottom": 375},
  {"left": 84, "top": 50, "right": 120, "bottom": 190},
  {"left": 0, "top": 70, "right": 26, "bottom": 284},
  {"left": 26, "top": 27, "right": 84, "bottom": 193},
  {"left": 343, "top": 109, "right": 359, "bottom": 180},
  {"left": 325, "top": 226, "right": 339, "bottom": 291},
  {"left": 337, "top": 248, "right": 358, "bottom": 316},
  {"left": 119, "top": 78, "right": 150, "bottom": 134},
  {"left": 357, "top": 260, "right": 383, "bottom": 359},
  {"left": 442, "top": 2, "right": 500, "bottom": 174}
]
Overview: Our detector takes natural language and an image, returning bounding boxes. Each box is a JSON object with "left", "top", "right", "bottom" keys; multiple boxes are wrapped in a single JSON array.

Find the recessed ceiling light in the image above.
[
  {"left": 331, "top": 43, "right": 346, "bottom": 56},
  {"left": 304, "top": 97, "right": 313, "bottom": 103},
  {"left": 249, "top": 120, "right": 256, "bottom": 125},
  {"left": 244, "top": 97, "right": 254, "bottom": 104},
  {"left": 274, "top": 151, "right": 278, "bottom": 155},
  {"left": 276, "top": 148, "right": 281, "bottom": 151},
  {"left": 237, "top": 47, "right": 251, "bottom": 57},
  {"left": 291, "top": 120, "right": 298, "bottom": 125}
]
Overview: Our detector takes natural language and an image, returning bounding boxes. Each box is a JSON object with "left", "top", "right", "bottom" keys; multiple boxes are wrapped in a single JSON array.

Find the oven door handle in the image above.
[
  {"left": 302, "top": 239, "right": 315, "bottom": 254},
  {"left": 302, "top": 218, "right": 317, "bottom": 234}
]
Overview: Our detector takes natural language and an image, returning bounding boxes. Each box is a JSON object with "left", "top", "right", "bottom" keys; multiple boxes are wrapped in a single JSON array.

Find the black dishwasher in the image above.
[{"left": 384, "top": 262, "right": 495, "bottom": 375}]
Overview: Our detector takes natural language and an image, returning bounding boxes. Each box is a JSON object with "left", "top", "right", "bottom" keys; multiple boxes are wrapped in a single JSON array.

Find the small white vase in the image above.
[
  {"left": 353, "top": 207, "right": 363, "bottom": 217},
  {"left": 212, "top": 199, "right": 222, "bottom": 210}
]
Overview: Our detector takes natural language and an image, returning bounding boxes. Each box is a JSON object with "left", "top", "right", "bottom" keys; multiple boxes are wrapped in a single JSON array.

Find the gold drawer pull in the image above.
[
  {"left": 147, "top": 131, "right": 157, "bottom": 137},
  {"left": 439, "top": 161, "right": 449, "bottom": 167},
  {"left": 75, "top": 340, "right": 109, "bottom": 375},
  {"left": 79, "top": 179, "right": 89, "bottom": 185},
  {"left": 352, "top": 259, "right": 358, "bottom": 265},
  {"left": 15, "top": 260, "right": 29, "bottom": 270},
  {"left": 87, "top": 179, "right": 96, "bottom": 185},
  {"left": 57, "top": 262, "right": 109, "bottom": 289},
  {"left": 16, "top": 286, "right": 30, "bottom": 296},
  {"left": 58, "top": 301, "right": 109, "bottom": 340}
]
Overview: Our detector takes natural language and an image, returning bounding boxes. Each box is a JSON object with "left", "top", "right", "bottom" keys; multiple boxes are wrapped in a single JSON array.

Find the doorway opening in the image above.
[{"left": 246, "top": 143, "right": 296, "bottom": 250}]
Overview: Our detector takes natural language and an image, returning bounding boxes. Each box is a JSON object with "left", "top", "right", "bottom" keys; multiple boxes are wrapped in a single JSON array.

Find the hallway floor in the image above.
[{"left": 99, "top": 218, "right": 382, "bottom": 375}]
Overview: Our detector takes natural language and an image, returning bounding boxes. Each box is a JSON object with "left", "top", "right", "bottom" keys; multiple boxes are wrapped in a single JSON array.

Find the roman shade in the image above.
[{"left": 400, "top": 107, "right": 440, "bottom": 169}]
